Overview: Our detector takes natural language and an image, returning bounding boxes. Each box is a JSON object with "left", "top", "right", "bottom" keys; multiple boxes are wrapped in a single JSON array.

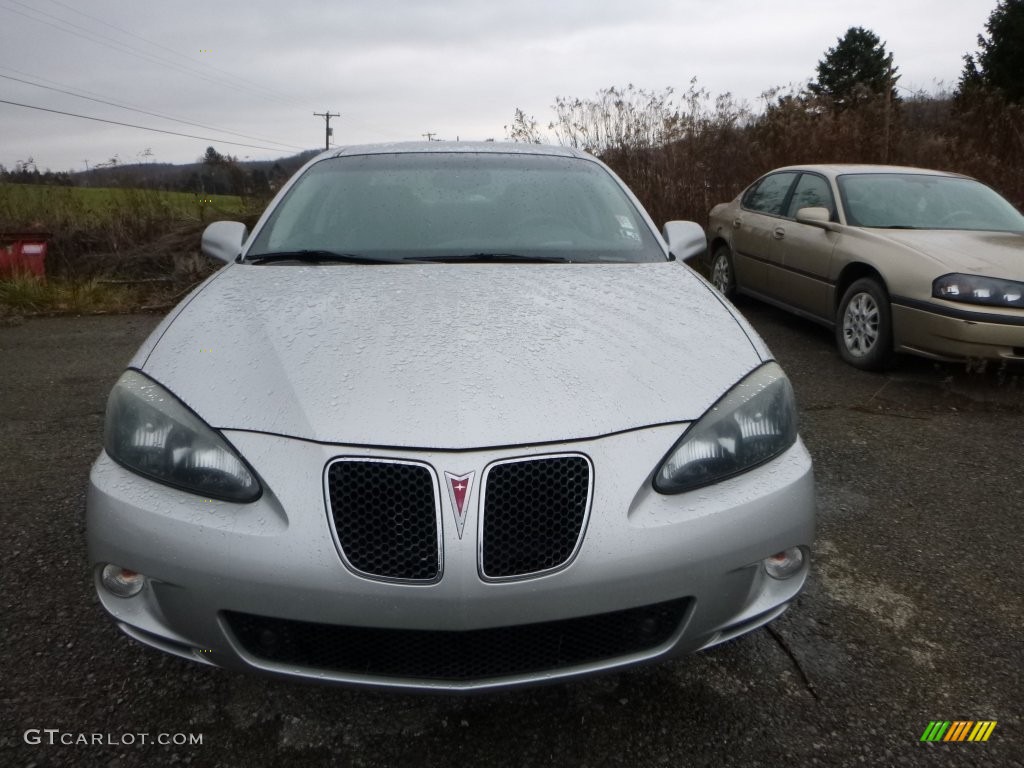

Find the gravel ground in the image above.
[{"left": 1, "top": 300, "right": 1021, "bottom": 768}]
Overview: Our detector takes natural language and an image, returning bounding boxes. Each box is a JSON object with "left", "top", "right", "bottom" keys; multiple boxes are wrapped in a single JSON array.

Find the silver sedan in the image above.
[{"left": 87, "top": 143, "right": 815, "bottom": 691}]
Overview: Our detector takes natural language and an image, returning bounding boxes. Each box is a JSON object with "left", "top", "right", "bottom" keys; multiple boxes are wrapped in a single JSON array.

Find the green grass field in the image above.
[
  {"left": 0, "top": 183, "right": 260, "bottom": 313},
  {"left": 0, "top": 183, "right": 246, "bottom": 231}
]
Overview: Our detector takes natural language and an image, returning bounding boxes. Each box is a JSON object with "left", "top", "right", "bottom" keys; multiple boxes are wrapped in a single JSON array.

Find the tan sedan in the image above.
[{"left": 706, "top": 164, "right": 1024, "bottom": 369}]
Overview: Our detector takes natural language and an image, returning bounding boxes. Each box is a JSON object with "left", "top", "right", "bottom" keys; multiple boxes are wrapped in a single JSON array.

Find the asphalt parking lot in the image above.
[{"left": 1, "top": 299, "right": 1022, "bottom": 768}]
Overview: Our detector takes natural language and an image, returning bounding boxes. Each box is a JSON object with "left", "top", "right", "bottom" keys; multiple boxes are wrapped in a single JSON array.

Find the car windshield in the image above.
[
  {"left": 246, "top": 151, "right": 666, "bottom": 263},
  {"left": 837, "top": 173, "right": 1024, "bottom": 232}
]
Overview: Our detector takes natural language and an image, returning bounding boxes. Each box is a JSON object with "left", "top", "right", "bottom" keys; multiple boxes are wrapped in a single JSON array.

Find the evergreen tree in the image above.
[
  {"left": 959, "top": 0, "right": 1024, "bottom": 102},
  {"left": 808, "top": 27, "right": 899, "bottom": 110},
  {"left": 202, "top": 146, "right": 225, "bottom": 166}
]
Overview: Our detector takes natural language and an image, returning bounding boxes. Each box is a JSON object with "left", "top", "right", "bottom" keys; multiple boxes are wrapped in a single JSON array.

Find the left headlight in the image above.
[
  {"left": 654, "top": 362, "right": 798, "bottom": 494},
  {"left": 104, "top": 370, "right": 261, "bottom": 502},
  {"left": 933, "top": 273, "right": 1024, "bottom": 308}
]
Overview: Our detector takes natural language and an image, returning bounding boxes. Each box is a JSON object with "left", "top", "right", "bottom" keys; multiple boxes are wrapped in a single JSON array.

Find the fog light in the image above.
[
  {"left": 763, "top": 547, "right": 805, "bottom": 580},
  {"left": 101, "top": 564, "right": 146, "bottom": 597}
]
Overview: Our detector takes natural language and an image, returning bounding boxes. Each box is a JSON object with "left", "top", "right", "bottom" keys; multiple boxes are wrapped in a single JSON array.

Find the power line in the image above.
[
  {"left": 4, "top": 0, "right": 298, "bottom": 107},
  {"left": 38, "top": 0, "right": 303, "bottom": 107},
  {"left": 0, "top": 1, "right": 298, "bottom": 108},
  {"left": 0, "top": 71, "right": 301, "bottom": 151},
  {"left": 0, "top": 98, "right": 300, "bottom": 153},
  {"left": 0, "top": 71, "right": 305, "bottom": 151}
]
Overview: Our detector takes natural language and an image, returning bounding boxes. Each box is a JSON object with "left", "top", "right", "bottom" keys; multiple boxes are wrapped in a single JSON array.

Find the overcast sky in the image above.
[{"left": 0, "top": 0, "right": 996, "bottom": 172}]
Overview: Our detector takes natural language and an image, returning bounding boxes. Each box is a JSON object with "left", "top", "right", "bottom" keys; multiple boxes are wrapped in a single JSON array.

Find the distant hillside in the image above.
[
  {"left": 2, "top": 148, "right": 321, "bottom": 195},
  {"left": 77, "top": 148, "right": 321, "bottom": 194}
]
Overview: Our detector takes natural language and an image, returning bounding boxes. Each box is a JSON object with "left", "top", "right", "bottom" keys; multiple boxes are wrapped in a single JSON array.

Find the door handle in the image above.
[
  {"left": 773, "top": 226, "right": 785, "bottom": 240},
  {"left": 732, "top": 218, "right": 742, "bottom": 229}
]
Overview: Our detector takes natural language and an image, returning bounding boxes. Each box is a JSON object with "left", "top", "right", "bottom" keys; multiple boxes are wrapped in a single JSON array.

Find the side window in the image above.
[
  {"left": 742, "top": 172, "right": 798, "bottom": 215},
  {"left": 786, "top": 173, "right": 835, "bottom": 219}
]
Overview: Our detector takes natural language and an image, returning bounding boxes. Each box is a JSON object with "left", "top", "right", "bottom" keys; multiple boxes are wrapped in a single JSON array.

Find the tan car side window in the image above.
[
  {"left": 742, "top": 172, "right": 798, "bottom": 215},
  {"left": 786, "top": 174, "right": 835, "bottom": 219}
]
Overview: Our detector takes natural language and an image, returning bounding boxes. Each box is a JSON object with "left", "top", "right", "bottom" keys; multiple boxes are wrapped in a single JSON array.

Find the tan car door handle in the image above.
[
  {"left": 773, "top": 226, "right": 786, "bottom": 240},
  {"left": 732, "top": 217, "right": 742, "bottom": 229}
]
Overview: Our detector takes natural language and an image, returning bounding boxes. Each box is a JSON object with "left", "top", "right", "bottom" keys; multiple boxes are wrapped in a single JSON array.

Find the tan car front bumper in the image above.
[{"left": 893, "top": 301, "right": 1024, "bottom": 362}]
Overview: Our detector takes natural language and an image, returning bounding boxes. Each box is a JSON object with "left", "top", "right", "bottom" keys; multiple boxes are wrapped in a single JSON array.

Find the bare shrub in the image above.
[{"left": 546, "top": 81, "right": 1023, "bottom": 226}]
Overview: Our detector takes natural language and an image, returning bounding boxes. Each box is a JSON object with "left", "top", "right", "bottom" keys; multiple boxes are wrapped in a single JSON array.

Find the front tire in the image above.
[
  {"left": 710, "top": 245, "right": 736, "bottom": 299},
  {"left": 836, "top": 278, "right": 893, "bottom": 370}
]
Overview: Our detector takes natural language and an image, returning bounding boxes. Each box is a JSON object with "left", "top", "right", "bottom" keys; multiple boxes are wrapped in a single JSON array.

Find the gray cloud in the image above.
[{"left": 0, "top": 0, "right": 995, "bottom": 171}]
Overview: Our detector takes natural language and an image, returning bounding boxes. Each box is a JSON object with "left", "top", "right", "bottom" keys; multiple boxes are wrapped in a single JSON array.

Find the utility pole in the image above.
[
  {"left": 422, "top": 132, "right": 437, "bottom": 142},
  {"left": 314, "top": 111, "right": 340, "bottom": 150},
  {"left": 882, "top": 57, "right": 894, "bottom": 163}
]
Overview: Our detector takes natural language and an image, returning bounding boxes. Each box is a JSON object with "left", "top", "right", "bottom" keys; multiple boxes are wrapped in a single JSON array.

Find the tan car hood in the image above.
[{"left": 878, "top": 230, "right": 1024, "bottom": 277}]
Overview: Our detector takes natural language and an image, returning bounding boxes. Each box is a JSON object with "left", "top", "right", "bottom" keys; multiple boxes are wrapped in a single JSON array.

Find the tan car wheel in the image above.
[
  {"left": 836, "top": 278, "right": 893, "bottom": 370},
  {"left": 710, "top": 246, "right": 736, "bottom": 298}
]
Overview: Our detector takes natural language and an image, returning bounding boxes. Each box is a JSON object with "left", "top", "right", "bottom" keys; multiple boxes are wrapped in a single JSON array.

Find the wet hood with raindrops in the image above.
[{"left": 133, "top": 261, "right": 765, "bottom": 449}]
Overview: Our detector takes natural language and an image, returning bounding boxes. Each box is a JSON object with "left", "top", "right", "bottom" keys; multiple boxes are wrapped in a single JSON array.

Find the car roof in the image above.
[
  {"left": 308, "top": 141, "right": 588, "bottom": 162},
  {"left": 771, "top": 163, "right": 972, "bottom": 179}
]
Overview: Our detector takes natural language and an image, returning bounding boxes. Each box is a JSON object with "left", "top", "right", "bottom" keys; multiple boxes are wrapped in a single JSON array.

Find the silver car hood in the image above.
[
  {"left": 138, "top": 263, "right": 762, "bottom": 449},
  {"left": 878, "top": 230, "right": 1024, "bottom": 276}
]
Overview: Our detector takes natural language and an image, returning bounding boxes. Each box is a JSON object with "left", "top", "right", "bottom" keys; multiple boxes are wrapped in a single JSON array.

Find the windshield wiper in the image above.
[
  {"left": 247, "top": 250, "right": 404, "bottom": 265},
  {"left": 409, "top": 253, "right": 571, "bottom": 263}
]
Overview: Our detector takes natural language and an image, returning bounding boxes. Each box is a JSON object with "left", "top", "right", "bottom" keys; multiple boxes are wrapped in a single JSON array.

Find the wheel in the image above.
[
  {"left": 709, "top": 245, "right": 736, "bottom": 298},
  {"left": 836, "top": 277, "right": 894, "bottom": 370}
]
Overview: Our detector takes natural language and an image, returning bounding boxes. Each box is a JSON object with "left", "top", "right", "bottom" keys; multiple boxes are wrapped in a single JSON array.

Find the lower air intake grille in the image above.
[
  {"left": 325, "top": 459, "right": 439, "bottom": 581},
  {"left": 481, "top": 455, "right": 592, "bottom": 578},
  {"left": 224, "top": 599, "right": 687, "bottom": 681}
]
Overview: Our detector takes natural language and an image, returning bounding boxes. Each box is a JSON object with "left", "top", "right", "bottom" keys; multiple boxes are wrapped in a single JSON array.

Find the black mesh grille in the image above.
[
  {"left": 326, "top": 460, "right": 439, "bottom": 581},
  {"left": 224, "top": 599, "right": 687, "bottom": 681},
  {"left": 482, "top": 456, "right": 591, "bottom": 578}
]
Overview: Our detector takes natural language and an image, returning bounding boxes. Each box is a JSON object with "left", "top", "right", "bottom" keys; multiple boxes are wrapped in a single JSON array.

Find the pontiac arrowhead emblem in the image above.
[{"left": 444, "top": 471, "right": 475, "bottom": 540}]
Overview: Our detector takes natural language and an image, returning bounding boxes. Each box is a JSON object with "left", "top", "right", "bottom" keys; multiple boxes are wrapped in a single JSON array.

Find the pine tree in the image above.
[
  {"left": 808, "top": 27, "right": 899, "bottom": 110},
  {"left": 959, "top": 0, "right": 1024, "bottom": 102}
]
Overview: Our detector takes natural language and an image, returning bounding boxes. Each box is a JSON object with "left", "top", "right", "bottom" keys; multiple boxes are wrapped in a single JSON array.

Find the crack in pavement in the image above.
[{"left": 766, "top": 624, "right": 819, "bottom": 701}]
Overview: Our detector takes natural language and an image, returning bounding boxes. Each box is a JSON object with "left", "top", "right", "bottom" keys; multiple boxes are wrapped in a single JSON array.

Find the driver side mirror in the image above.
[
  {"left": 662, "top": 221, "right": 707, "bottom": 262},
  {"left": 795, "top": 207, "right": 838, "bottom": 232},
  {"left": 201, "top": 221, "right": 248, "bottom": 264}
]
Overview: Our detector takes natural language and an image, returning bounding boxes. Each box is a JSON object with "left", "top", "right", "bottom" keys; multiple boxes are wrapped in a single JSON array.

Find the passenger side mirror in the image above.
[
  {"left": 795, "top": 207, "right": 838, "bottom": 232},
  {"left": 201, "top": 221, "right": 248, "bottom": 264},
  {"left": 662, "top": 221, "right": 707, "bottom": 262}
]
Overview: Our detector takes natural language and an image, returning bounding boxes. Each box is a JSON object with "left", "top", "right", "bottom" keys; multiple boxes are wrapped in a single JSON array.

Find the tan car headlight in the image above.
[
  {"left": 104, "top": 370, "right": 261, "bottom": 502},
  {"left": 933, "top": 273, "right": 1024, "bottom": 308},
  {"left": 654, "top": 362, "right": 798, "bottom": 494}
]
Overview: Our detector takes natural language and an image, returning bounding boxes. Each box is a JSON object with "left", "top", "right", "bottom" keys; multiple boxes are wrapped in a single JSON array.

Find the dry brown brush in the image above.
[{"left": 540, "top": 83, "right": 1024, "bottom": 226}]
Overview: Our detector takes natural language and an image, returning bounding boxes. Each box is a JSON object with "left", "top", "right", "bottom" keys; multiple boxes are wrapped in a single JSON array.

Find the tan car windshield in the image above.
[{"left": 838, "top": 173, "right": 1024, "bottom": 231}]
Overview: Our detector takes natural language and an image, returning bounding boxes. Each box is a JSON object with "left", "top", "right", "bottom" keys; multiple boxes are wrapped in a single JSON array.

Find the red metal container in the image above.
[{"left": 0, "top": 233, "right": 49, "bottom": 278}]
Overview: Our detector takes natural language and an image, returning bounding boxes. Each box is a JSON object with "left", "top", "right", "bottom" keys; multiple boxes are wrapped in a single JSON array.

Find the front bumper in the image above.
[
  {"left": 893, "top": 301, "right": 1024, "bottom": 362},
  {"left": 86, "top": 424, "right": 815, "bottom": 691}
]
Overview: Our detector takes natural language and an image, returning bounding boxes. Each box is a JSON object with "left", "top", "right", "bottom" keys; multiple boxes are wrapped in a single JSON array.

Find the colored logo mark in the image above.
[
  {"left": 920, "top": 721, "right": 997, "bottom": 742},
  {"left": 443, "top": 470, "right": 475, "bottom": 540}
]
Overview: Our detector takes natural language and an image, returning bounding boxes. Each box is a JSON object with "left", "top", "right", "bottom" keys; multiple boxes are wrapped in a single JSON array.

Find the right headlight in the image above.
[
  {"left": 654, "top": 362, "right": 798, "bottom": 494},
  {"left": 932, "top": 273, "right": 1024, "bottom": 308},
  {"left": 104, "top": 370, "right": 261, "bottom": 502}
]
